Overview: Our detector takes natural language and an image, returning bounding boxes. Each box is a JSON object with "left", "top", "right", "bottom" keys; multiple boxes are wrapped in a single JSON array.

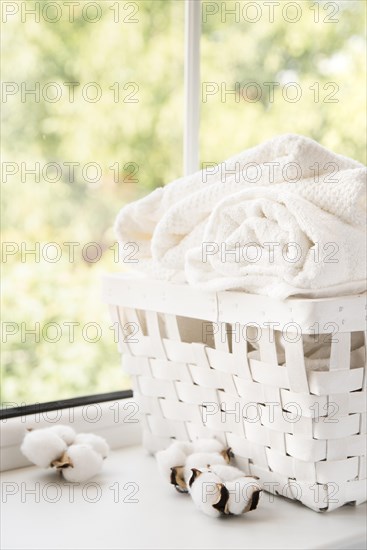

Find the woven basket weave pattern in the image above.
[{"left": 104, "top": 275, "right": 366, "bottom": 512}]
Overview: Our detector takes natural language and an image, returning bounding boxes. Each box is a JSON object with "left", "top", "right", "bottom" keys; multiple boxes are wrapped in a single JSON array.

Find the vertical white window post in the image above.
[{"left": 184, "top": 0, "right": 201, "bottom": 176}]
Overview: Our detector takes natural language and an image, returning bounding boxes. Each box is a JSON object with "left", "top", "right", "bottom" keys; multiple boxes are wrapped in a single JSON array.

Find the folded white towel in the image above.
[
  {"left": 114, "top": 134, "right": 366, "bottom": 297},
  {"left": 185, "top": 186, "right": 366, "bottom": 298}
]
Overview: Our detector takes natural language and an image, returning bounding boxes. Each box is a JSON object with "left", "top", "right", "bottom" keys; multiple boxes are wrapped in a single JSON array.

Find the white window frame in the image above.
[{"left": 184, "top": 0, "right": 201, "bottom": 176}]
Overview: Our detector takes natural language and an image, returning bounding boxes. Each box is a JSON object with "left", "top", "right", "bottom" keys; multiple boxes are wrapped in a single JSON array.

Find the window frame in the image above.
[{"left": 0, "top": 390, "right": 133, "bottom": 420}]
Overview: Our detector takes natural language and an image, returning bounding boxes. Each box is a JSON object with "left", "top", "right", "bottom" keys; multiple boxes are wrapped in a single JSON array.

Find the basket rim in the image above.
[
  {"left": 102, "top": 273, "right": 367, "bottom": 304},
  {"left": 102, "top": 274, "right": 366, "bottom": 333}
]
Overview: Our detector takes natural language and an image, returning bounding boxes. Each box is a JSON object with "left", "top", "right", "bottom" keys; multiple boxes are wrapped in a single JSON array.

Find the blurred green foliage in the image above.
[
  {"left": 200, "top": 0, "right": 366, "bottom": 162},
  {"left": 1, "top": 0, "right": 366, "bottom": 405}
]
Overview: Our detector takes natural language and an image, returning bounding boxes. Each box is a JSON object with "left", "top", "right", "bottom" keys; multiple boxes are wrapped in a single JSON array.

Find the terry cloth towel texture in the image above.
[{"left": 114, "top": 133, "right": 366, "bottom": 299}]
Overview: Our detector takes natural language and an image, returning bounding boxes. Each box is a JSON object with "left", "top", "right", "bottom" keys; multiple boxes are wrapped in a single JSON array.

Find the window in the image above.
[
  {"left": 2, "top": 0, "right": 366, "bottom": 411},
  {"left": 1, "top": 0, "right": 184, "bottom": 407},
  {"left": 200, "top": 0, "right": 365, "bottom": 163}
]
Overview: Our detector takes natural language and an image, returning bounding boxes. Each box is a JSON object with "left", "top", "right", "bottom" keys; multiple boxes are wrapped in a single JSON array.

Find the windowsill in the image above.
[
  {"left": 1, "top": 445, "right": 366, "bottom": 550},
  {"left": 0, "top": 399, "right": 141, "bottom": 471}
]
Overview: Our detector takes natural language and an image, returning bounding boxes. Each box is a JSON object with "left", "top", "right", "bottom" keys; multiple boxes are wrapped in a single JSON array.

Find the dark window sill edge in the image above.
[{"left": 0, "top": 390, "right": 133, "bottom": 420}]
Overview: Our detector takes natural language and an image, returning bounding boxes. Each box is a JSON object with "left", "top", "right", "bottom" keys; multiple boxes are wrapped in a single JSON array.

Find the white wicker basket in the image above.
[{"left": 103, "top": 274, "right": 366, "bottom": 512}]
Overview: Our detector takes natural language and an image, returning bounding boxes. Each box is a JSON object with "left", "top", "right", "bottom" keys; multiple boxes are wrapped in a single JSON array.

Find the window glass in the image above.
[
  {"left": 200, "top": 0, "right": 366, "bottom": 163},
  {"left": 2, "top": 0, "right": 184, "bottom": 405}
]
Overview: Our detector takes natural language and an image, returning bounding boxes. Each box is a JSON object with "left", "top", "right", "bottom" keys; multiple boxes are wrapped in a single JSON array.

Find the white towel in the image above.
[
  {"left": 185, "top": 186, "right": 366, "bottom": 298},
  {"left": 114, "top": 134, "right": 366, "bottom": 297}
]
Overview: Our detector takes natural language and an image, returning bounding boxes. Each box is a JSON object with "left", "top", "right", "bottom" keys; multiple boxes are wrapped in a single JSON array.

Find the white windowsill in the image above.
[
  {"left": 1, "top": 445, "right": 366, "bottom": 550},
  {"left": 0, "top": 399, "right": 142, "bottom": 471}
]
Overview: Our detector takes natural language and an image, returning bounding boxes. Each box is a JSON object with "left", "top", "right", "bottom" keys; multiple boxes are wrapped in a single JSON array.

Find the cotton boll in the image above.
[
  {"left": 74, "top": 433, "right": 109, "bottom": 458},
  {"left": 48, "top": 425, "right": 76, "bottom": 445},
  {"left": 189, "top": 469, "right": 227, "bottom": 517},
  {"left": 184, "top": 452, "right": 227, "bottom": 484},
  {"left": 210, "top": 464, "right": 248, "bottom": 482},
  {"left": 61, "top": 444, "right": 103, "bottom": 483},
  {"left": 169, "top": 440, "right": 194, "bottom": 455},
  {"left": 191, "top": 438, "right": 224, "bottom": 454},
  {"left": 185, "top": 451, "right": 227, "bottom": 472},
  {"left": 156, "top": 446, "right": 187, "bottom": 485},
  {"left": 225, "top": 477, "right": 262, "bottom": 515},
  {"left": 21, "top": 429, "right": 67, "bottom": 468}
]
